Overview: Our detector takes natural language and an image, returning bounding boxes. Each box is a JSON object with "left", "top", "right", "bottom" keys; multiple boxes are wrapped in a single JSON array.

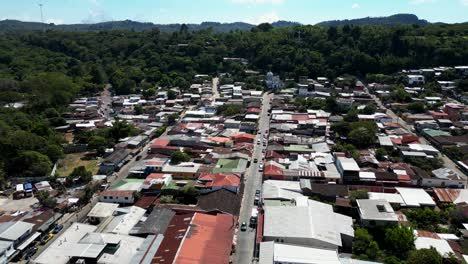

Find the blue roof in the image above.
[{"left": 23, "top": 183, "right": 33, "bottom": 190}]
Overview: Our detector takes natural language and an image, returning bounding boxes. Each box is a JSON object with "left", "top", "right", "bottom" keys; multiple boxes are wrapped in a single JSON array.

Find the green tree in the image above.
[
  {"left": 170, "top": 151, "right": 190, "bottom": 165},
  {"left": 404, "top": 208, "right": 446, "bottom": 232},
  {"left": 375, "top": 148, "right": 388, "bottom": 161},
  {"left": 407, "top": 102, "right": 426, "bottom": 114},
  {"left": 88, "top": 136, "right": 107, "bottom": 155},
  {"left": 352, "top": 228, "right": 382, "bottom": 260},
  {"left": 142, "top": 88, "right": 156, "bottom": 99},
  {"left": 70, "top": 165, "right": 93, "bottom": 183},
  {"left": 36, "top": 190, "right": 57, "bottom": 208},
  {"left": 167, "top": 89, "right": 177, "bottom": 100},
  {"left": 407, "top": 248, "right": 443, "bottom": 264},
  {"left": 134, "top": 105, "right": 144, "bottom": 115},
  {"left": 12, "top": 151, "right": 52, "bottom": 177},
  {"left": 349, "top": 189, "right": 369, "bottom": 204},
  {"left": 348, "top": 127, "right": 375, "bottom": 147},
  {"left": 384, "top": 226, "right": 415, "bottom": 258}
]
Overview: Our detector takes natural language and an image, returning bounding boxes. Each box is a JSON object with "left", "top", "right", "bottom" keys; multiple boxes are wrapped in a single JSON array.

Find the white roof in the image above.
[
  {"left": 262, "top": 180, "right": 304, "bottom": 201},
  {"left": 368, "top": 192, "right": 404, "bottom": 205},
  {"left": 0, "top": 221, "right": 34, "bottom": 241},
  {"left": 357, "top": 199, "right": 398, "bottom": 222},
  {"left": 408, "top": 144, "right": 439, "bottom": 153},
  {"left": 103, "top": 206, "right": 146, "bottom": 235},
  {"left": 415, "top": 236, "right": 454, "bottom": 256},
  {"left": 263, "top": 200, "right": 353, "bottom": 248},
  {"left": 437, "top": 233, "right": 459, "bottom": 240},
  {"left": 88, "top": 202, "right": 119, "bottom": 219},
  {"left": 259, "top": 241, "right": 341, "bottom": 264},
  {"left": 35, "top": 222, "right": 144, "bottom": 264},
  {"left": 378, "top": 136, "right": 393, "bottom": 147},
  {"left": 396, "top": 187, "right": 436, "bottom": 207},
  {"left": 359, "top": 171, "right": 376, "bottom": 181},
  {"left": 337, "top": 157, "right": 360, "bottom": 171}
]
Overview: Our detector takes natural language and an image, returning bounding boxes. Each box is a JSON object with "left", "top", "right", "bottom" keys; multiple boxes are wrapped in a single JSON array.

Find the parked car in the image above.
[
  {"left": 135, "top": 155, "right": 142, "bottom": 161},
  {"left": 255, "top": 190, "right": 261, "bottom": 196},
  {"left": 240, "top": 222, "right": 247, "bottom": 231},
  {"left": 52, "top": 224, "right": 63, "bottom": 234},
  {"left": 41, "top": 233, "right": 54, "bottom": 245},
  {"left": 23, "top": 247, "right": 37, "bottom": 259},
  {"left": 254, "top": 158, "right": 258, "bottom": 163}
]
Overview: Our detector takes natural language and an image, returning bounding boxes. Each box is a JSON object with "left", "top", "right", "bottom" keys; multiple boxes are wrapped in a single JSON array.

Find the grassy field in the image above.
[{"left": 56, "top": 152, "right": 101, "bottom": 176}]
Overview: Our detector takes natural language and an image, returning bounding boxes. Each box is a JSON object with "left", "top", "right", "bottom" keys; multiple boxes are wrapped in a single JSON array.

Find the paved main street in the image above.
[
  {"left": 371, "top": 94, "right": 466, "bottom": 180},
  {"left": 234, "top": 92, "right": 271, "bottom": 264}
]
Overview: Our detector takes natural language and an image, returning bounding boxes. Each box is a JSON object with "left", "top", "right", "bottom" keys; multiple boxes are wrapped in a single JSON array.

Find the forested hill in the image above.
[
  {"left": 0, "top": 19, "right": 299, "bottom": 33},
  {"left": 316, "top": 14, "right": 431, "bottom": 27}
]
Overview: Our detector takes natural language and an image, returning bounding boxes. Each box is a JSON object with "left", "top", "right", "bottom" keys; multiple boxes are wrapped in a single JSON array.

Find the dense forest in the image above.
[{"left": 0, "top": 22, "right": 467, "bottom": 184}]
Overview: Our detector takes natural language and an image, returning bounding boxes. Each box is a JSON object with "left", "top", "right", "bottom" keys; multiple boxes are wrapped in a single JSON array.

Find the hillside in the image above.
[
  {"left": 0, "top": 19, "right": 299, "bottom": 33},
  {"left": 316, "top": 14, "right": 431, "bottom": 27}
]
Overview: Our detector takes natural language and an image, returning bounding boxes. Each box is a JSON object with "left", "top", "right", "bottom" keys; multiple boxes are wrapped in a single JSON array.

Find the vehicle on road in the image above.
[
  {"left": 256, "top": 139, "right": 260, "bottom": 145},
  {"left": 255, "top": 189, "right": 261, "bottom": 196},
  {"left": 250, "top": 209, "right": 258, "bottom": 227},
  {"left": 23, "top": 247, "right": 37, "bottom": 259},
  {"left": 241, "top": 222, "right": 247, "bottom": 231},
  {"left": 135, "top": 155, "right": 142, "bottom": 161},
  {"left": 254, "top": 196, "right": 260, "bottom": 205},
  {"left": 52, "top": 224, "right": 63, "bottom": 234},
  {"left": 254, "top": 158, "right": 258, "bottom": 163},
  {"left": 41, "top": 233, "right": 54, "bottom": 245}
]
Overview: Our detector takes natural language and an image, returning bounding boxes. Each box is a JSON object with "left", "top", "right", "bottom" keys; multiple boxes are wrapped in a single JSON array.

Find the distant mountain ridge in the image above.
[
  {"left": 0, "top": 19, "right": 299, "bottom": 33},
  {"left": 0, "top": 14, "right": 459, "bottom": 33},
  {"left": 316, "top": 14, "right": 431, "bottom": 27}
]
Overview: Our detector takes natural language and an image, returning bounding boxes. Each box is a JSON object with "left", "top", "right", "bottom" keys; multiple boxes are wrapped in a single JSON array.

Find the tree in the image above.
[
  {"left": 407, "top": 248, "right": 443, "bottom": 264},
  {"left": 107, "top": 119, "right": 137, "bottom": 142},
  {"left": 348, "top": 127, "right": 375, "bottom": 147},
  {"left": 352, "top": 228, "right": 382, "bottom": 260},
  {"left": 384, "top": 226, "right": 415, "bottom": 258},
  {"left": 170, "top": 151, "right": 190, "bottom": 165},
  {"left": 134, "top": 104, "right": 144, "bottom": 115},
  {"left": 344, "top": 108, "right": 359, "bottom": 122},
  {"left": 167, "top": 113, "right": 179, "bottom": 125},
  {"left": 160, "top": 195, "right": 178, "bottom": 204},
  {"left": 407, "top": 102, "right": 426, "bottom": 114},
  {"left": 375, "top": 148, "right": 388, "bottom": 161},
  {"left": 349, "top": 189, "right": 369, "bottom": 204},
  {"left": 70, "top": 166, "right": 93, "bottom": 183},
  {"left": 12, "top": 151, "right": 52, "bottom": 177},
  {"left": 88, "top": 136, "right": 107, "bottom": 155},
  {"left": 404, "top": 208, "right": 446, "bottom": 232},
  {"left": 167, "top": 89, "right": 177, "bottom": 100},
  {"left": 361, "top": 104, "right": 377, "bottom": 115},
  {"left": 142, "top": 88, "right": 156, "bottom": 99},
  {"left": 36, "top": 190, "right": 57, "bottom": 208}
]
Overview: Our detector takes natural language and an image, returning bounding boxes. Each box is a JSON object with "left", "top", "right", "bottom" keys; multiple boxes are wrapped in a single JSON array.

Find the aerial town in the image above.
[
  {"left": 0, "top": 2, "right": 468, "bottom": 263},
  {"left": 0, "top": 61, "right": 467, "bottom": 264}
]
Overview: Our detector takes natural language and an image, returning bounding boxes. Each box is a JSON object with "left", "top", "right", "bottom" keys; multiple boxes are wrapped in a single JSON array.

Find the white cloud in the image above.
[
  {"left": 409, "top": 0, "right": 434, "bottom": 5},
  {"left": 46, "top": 18, "right": 64, "bottom": 24},
  {"left": 231, "top": 0, "right": 284, "bottom": 4},
  {"left": 246, "top": 11, "right": 280, "bottom": 24},
  {"left": 351, "top": 3, "right": 360, "bottom": 9},
  {"left": 461, "top": 0, "right": 468, "bottom": 6}
]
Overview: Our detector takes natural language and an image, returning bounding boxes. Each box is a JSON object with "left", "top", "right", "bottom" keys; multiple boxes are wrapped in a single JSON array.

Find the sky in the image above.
[{"left": 1, "top": 0, "right": 467, "bottom": 25}]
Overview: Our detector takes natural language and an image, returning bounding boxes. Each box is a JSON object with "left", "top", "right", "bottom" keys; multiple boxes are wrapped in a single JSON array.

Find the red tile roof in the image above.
[
  {"left": 231, "top": 133, "right": 255, "bottom": 141},
  {"left": 264, "top": 164, "right": 283, "bottom": 176},
  {"left": 401, "top": 134, "right": 420, "bottom": 144},
  {"left": 292, "top": 114, "right": 310, "bottom": 121},
  {"left": 247, "top": 107, "right": 261, "bottom": 113},
  {"left": 134, "top": 196, "right": 159, "bottom": 209},
  {"left": 433, "top": 188, "right": 461, "bottom": 203},
  {"left": 151, "top": 138, "right": 170, "bottom": 148},
  {"left": 99, "top": 190, "right": 134, "bottom": 198},
  {"left": 174, "top": 213, "right": 235, "bottom": 264},
  {"left": 198, "top": 173, "right": 241, "bottom": 188},
  {"left": 152, "top": 213, "right": 194, "bottom": 264}
]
